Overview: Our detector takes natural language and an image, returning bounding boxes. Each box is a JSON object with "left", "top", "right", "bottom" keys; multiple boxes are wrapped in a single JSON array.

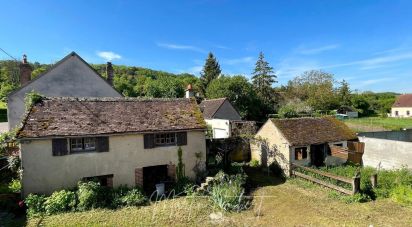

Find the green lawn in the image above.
[
  {"left": 344, "top": 117, "right": 412, "bottom": 132},
  {"left": 25, "top": 176, "right": 412, "bottom": 227}
]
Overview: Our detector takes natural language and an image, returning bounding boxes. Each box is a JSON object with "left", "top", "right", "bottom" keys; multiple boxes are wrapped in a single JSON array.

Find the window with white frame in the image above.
[
  {"left": 154, "top": 133, "right": 176, "bottom": 146},
  {"left": 395, "top": 111, "right": 399, "bottom": 116},
  {"left": 70, "top": 138, "right": 83, "bottom": 152},
  {"left": 407, "top": 111, "right": 410, "bottom": 116},
  {"left": 70, "top": 138, "right": 96, "bottom": 152}
]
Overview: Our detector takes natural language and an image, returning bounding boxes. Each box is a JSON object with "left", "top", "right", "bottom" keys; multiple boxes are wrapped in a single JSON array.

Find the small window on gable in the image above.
[{"left": 295, "top": 147, "right": 308, "bottom": 160}]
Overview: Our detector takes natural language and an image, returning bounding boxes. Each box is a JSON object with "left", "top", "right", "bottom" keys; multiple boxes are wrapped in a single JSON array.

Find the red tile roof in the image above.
[
  {"left": 392, "top": 94, "right": 412, "bottom": 107},
  {"left": 17, "top": 97, "right": 206, "bottom": 138}
]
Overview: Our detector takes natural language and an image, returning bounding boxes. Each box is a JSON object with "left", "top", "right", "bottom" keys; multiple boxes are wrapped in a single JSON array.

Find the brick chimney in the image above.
[
  {"left": 185, "top": 84, "right": 194, "bottom": 98},
  {"left": 19, "top": 54, "right": 32, "bottom": 86},
  {"left": 106, "top": 62, "right": 114, "bottom": 86}
]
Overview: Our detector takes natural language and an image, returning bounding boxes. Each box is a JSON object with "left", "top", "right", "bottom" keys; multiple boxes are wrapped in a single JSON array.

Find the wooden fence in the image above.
[{"left": 291, "top": 163, "right": 360, "bottom": 195}]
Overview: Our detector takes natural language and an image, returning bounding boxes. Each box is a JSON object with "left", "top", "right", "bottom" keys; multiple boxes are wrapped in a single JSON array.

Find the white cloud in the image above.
[
  {"left": 157, "top": 43, "right": 206, "bottom": 53},
  {"left": 97, "top": 51, "right": 122, "bottom": 62},
  {"left": 297, "top": 44, "right": 340, "bottom": 55},
  {"left": 322, "top": 51, "right": 412, "bottom": 70}
]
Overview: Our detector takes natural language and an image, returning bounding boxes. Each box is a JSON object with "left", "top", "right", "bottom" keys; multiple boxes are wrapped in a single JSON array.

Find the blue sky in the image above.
[{"left": 1, "top": 0, "right": 412, "bottom": 92}]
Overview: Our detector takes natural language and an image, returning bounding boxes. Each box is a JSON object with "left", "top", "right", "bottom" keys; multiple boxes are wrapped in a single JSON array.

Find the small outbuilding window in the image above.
[
  {"left": 395, "top": 111, "right": 399, "bottom": 116},
  {"left": 294, "top": 147, "right": 308, "bottom": 160},
  {"left": 407, "top": 111, "right": 410, "bottom": 116}
]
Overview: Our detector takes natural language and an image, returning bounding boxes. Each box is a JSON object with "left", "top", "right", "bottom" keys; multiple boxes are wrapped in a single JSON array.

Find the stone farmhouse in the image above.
[
  {"left": 7, "top": 52, "right": 122, "bottom": 130},
  {"left": 16, "top": 97, "right": 206, "bottom": 196},
  {"left": 251, "top": 117, "right": 358, "bottom": 175}
]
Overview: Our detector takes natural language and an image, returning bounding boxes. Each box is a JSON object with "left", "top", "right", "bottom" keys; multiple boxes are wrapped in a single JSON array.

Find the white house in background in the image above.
[
  {"left": 391, "top": 94, "right": 412, "bottom": 118},
  {"left": 199, "top": 98, "right": 242, "bottom": 139}
]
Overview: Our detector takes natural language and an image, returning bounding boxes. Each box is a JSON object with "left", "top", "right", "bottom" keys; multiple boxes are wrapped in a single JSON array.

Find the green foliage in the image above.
[
  {"left": 200, "top": 52, "right": 221, "bottom": 95},
  {"left": 173, "top": 176, "right": 196, "bottom": 195},
  {"left": 25, "top": 194, "right": 47, "bottom": 217},
  {"left": 176, "top": 146, "right": 185, "bottom": 181},
  {"left": 209, "top": 171, "right": 249, "bottom": 212},
  {"left": 205, "top": 75, "right": 265, "bottom": 120},
  {"left": 249, "top": 160, "right": 260, "bottom": 168},
  {"left": 76, "top": 181, "right": 102, "bottom": 210},
  {"left": 285, "top": 70, "right": 339, "bottom": 111},
  {"left": 390, "top": 185, "right": 412, "bottom": 205},
  {"left": 278, "top": 104, "right": 299, "bottom": 118},
  {"left": 8, "top": 179, "right": 21, "bottom": 193},
  {"left": 337, "top": 80, "right": 351, "bottom": 106},
  {"left": 24, "top": 91, "right": 43, "bottom": 111},
  {"left": 44, "top": 190, "right": 77, "bottom": 215},
  {"left": 252, "top": 52, "right": 277, "bottom": 106},
  {"left": 118, "top": 188, "right": 147, "bottom": 207}
]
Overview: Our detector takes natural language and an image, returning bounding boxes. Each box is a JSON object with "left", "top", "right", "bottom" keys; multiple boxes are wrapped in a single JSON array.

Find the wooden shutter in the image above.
[
  {"left": 97, "top": 137, "right": 109, "bottom": 152},
  {"left": 176, "top": 132, "right": 187, "bottom": 146},
  {"left": 52, "top": 138, "right": 68, "bottom": 156},
  {"left": 144, "top": 134, "right": 155, "bottom": 149}
]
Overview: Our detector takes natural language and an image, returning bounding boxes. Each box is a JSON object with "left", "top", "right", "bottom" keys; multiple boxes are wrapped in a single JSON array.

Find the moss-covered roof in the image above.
[
  {"left": 17, "top": 97, "right": 206, "bottom": 139},
  {"left": 271, "top": 117, "right": 357, "bottom": 146}
]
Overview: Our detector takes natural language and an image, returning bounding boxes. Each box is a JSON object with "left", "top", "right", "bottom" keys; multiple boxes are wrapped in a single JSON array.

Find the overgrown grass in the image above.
[
  {"left": 296, "top": 164, "right": 412, "bottom": 205},
  {"left": 344, "top": 117, "right": 412, "bottom": 132},
  {"left": 27, "top": 180, "right": 412, "bottom": 226}
]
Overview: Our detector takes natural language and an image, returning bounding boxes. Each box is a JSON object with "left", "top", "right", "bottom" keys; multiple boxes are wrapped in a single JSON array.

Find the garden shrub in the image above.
[
  {"left": 25, "top": 194, "right": 46, "bottom": 217},
  {"left": 120, "top": 188, "right": 147, "bottom": 206},
  {"left": 173, "top": 176, "right": 196, "bottom": 195},
  {"left": 44, "top": 190, "right": 76, "bottom": 215},
  {"left": 77, "top": 181, "right": 101, "bottom": 210},
  {"left": 208, "top": 171, "right": 249, "bottom": 212},
  {"left": 8, "top": 179, "right": 21, "bottom": 193},
  {"left": 249, "top": 160, "right": 260, "bottom": 168}
]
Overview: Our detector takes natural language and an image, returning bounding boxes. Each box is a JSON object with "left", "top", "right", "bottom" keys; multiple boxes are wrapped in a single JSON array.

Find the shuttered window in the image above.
[
  {"left": 144, "top": 132, "right": 187, "bottom": 148},
  {"left": 52, "top": 139, "right": 68, "bottom": 156},
  {"left": 67, "top": 137, "right": 109, "bottom": 153}
]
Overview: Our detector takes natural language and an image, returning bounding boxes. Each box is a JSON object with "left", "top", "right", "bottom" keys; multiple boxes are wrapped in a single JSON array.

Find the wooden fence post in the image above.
[
  {"left": 352, "top": 176, "right": 360, "bottom": 194},
  {"left": 370, "top": 173, "right": 378, "bottom": 188}
]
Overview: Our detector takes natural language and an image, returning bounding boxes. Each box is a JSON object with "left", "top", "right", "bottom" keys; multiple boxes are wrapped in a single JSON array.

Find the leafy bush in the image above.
[
  {"left": 44, "top": 190, "right": 76, "bottom": 215},
  {"left": 25, "top": 194, "right": 46, "bottom": 217},
  {"left": 391, "top": 185, "right": 412, "bottom": 206},
  {"left": 207, "top": 171, "right": 249, "bottom": 212},
  {"left": 8, "top": 179, "right": 21, "bottom": 193},
  {"left": 120, "top": 188, "right": 147, "bottom": 206},
  {"left": 278, "top": 105, "right": 298, "bottom": 118},
  {"left": 209, "top": 172, "right": 249, "bottom": 212},
  {"left": 249, "top": 160, "right": 260, "bottom": 168},
  {"left": 173, "top": 176, "right": 196, "bottom": 195},
  {"left": 77, "top": 181, "right": 101, "bottom": 210}
]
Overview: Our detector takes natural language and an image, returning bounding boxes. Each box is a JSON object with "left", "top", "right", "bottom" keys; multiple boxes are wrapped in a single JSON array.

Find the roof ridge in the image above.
[{"left": 42, "top": 97, "right": 192, "bottom": 102}]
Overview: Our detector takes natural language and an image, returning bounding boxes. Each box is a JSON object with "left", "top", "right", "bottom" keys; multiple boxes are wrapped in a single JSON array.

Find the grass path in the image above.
[
  {"left": 344, "top": 117, "right": 412, "bottom": 132},
  {"left": 27, "top": 178, "right": 412, "bottom": 227}
]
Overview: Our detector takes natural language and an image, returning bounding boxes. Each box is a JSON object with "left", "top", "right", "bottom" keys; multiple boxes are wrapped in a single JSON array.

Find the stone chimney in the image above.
[
  {"left": 106, "top": 62, "right": 114, "bottom": 86},
  {"left": 185, "top": 84, "right": 194, "bottom": 98},
  {"left": 19, "top": 54, "right": 32, "bottom": 86}
]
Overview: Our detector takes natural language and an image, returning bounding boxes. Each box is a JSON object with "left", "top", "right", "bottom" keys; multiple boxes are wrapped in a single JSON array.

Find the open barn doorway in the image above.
[
  {"left": 310, "top": 144, "right": 326, "bottom": 167},
  {"left": 142, "top": 165, "right": 168, "bottom": 194}
]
